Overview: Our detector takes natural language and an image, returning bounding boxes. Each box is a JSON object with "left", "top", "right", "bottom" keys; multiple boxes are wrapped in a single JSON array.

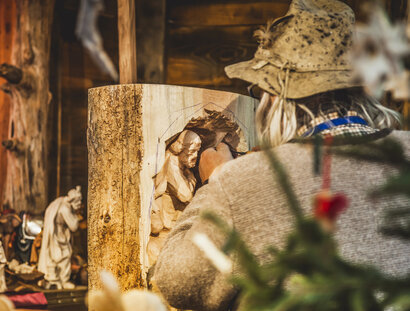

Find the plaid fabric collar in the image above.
[{"left": 297, "top": 111, "right": 379, "bottom": 138}]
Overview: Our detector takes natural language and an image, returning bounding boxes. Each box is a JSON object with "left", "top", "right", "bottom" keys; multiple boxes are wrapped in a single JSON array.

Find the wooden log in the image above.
[
  {"left": 87, "top": 84, "right": 257, "bottom": 296},
  {"left": 117, "top": 0, "right": 137, "bottom": 83},
  {"left": 3, "top": 0, "right": 54, "bottom": 213}
]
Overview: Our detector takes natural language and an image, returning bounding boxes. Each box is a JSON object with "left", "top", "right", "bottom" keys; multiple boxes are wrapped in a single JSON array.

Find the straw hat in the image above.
[{"left": 225, "top": 0, "right": 361, "bottom": 99}]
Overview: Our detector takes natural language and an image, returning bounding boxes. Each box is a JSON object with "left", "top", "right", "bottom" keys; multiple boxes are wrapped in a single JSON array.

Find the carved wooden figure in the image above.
[
  {"left": 38, "top": 186, "right": 82, "bottom": 289},
  {"left": 148, "top": 130, "right": 201, "bottom": 265}
]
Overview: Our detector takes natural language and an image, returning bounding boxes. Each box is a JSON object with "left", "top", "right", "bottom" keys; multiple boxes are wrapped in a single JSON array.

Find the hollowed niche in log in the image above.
[
  {"left": 88, "top": 84, "right": 257, "bottom": 293},
  {"left": 147, "top": 110, "right": 248, "bottom": 266}
]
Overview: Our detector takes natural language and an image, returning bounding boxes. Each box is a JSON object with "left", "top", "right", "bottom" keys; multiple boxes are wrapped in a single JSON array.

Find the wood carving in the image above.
[
  {"left": 88, "top": 84, "right": 257, "bottom": 295},
  {"left": 148, "top": 130, "right": 201, "bottom": 265},
  {"left": 38, "top": 186, "right": 82, "bottom": 290},
  {"left": 2, "top": 0, "right": 54, "bottom": 213},
  {"left": 147, "top": 111, "right": 246, "bottom": 265}
]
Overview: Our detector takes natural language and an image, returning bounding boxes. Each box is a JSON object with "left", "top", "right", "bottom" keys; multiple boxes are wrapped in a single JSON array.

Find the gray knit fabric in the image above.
[{"left": 154, "top": 131, "right": 410, "bottom": 311}]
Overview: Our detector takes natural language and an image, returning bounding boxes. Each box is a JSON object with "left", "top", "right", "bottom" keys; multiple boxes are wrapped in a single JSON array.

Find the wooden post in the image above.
[
  {"left": 2, "top": 0, "right": 54, "bottom": 213},
  {"left": 0, "top": 0, "right": 16, "bottom": 208},
  {"left": 117, "top": 0, "right": 137, "bottom": 83},
  {"left": 87, "top": 84, "right": 257, "bottom": 296}
]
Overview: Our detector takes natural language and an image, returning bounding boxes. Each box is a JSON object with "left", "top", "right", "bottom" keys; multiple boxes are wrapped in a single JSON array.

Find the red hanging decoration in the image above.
[{"left": 314, "top": 135, "right": 349, "bottom": 231}]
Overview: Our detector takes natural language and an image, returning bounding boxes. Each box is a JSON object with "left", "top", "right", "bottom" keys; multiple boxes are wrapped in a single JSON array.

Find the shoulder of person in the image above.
[{"left": 381, "top": 130, "right": 410, "bottom": 157}]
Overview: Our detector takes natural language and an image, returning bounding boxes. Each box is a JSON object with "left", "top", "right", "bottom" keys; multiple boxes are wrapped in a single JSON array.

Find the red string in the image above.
[{"left": 322, "top": 135, "right": 333, "bottom": 190}]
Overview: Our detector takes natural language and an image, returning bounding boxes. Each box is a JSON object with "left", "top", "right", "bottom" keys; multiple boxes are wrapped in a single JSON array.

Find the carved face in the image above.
[
  {"left": 180, "top": 137, "right": 201, "bottom": 168},
  {"left": 169, "top": 130, "right": 202, "bottom": 169},
  {"left": 71, "top": 197, "right": 82, "bottom": 211}
]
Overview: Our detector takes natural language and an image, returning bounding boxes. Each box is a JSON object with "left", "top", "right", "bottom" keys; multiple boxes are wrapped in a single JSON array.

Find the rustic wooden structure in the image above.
[
  {"left": 88, "top": 84, "right": 257, "bottom": 292},
  {"left": 0, "top": 0, "right": 54, "bottom": 213},
  {"left": 117, "top": 0, "right": 137, "bottom": 84},
  {"left": 0, "top": 0, "right": 16, "bottom": 206}
]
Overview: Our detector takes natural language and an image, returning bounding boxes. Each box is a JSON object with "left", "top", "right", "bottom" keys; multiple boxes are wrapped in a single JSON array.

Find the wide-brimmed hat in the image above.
[{"left": 225, "top": 0, "right": 361, "bottom": 99}]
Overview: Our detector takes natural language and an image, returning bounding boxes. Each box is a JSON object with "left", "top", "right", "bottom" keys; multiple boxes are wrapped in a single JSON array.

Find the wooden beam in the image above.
[
  {"left": 117, "top": 0, "right": 137, "bottom": 83},
  {"left": 0, "top": 0, "right": 15, "bottom": 207},
  {"left": 3, "top": 0, "right": 55, "bottom": 213}
]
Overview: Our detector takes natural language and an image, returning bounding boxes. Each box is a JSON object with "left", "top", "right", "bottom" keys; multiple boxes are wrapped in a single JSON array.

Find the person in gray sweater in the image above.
[{"left": 154, "top": 0, "right": 410, "bottom": 310}]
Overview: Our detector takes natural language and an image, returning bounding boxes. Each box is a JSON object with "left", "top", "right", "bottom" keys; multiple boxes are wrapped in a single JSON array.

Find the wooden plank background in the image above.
[{"left": 166, "top": 0, "right": 290, "bottom": 93}]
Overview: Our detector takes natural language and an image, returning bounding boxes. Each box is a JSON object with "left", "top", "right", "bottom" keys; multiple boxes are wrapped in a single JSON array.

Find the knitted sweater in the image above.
[{"left": 154, "top": 130, "right": 410, "bottom": 311}]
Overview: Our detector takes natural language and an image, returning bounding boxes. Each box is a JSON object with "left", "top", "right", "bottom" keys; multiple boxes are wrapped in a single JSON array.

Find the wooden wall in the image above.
[{"left": 165, "top": 0, "right": 290, "bottom": 93}]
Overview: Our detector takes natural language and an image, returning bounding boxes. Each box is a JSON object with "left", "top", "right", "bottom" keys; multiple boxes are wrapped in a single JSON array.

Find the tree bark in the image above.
[
  {"left": 87, "top": 84, "right": 257, "bottom": 297},
  {"left": 3, "top": 0, "right": 54, "bottom": 213}
]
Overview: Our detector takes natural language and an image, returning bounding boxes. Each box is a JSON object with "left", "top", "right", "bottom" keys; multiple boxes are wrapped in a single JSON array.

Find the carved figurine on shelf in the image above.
[
  {"left": 38, "top": 186, "right": 82, "bottom": 289},
  {"left": 148, "top": 130, "right": 202, "bottom": 265}
]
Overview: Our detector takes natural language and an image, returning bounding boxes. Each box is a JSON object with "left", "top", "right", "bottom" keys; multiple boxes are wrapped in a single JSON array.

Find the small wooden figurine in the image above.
[
  {"left": 147, "top": 130, "right": 201, "bottom": 265},
  {"left": 38, "top": 186, "right": 82, "bottom": 289}
]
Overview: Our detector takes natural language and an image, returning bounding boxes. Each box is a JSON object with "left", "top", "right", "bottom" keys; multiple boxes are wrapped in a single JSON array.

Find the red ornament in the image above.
[
  {"left": 314, "top": 190, "right": 348, "bottom": 222},
  {"left": 313, "top": 135, "right": 349, "bottom": 230}
]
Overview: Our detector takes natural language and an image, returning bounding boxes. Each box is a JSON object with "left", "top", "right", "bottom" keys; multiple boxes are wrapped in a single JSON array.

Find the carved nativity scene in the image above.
[
  {"left": 0, "top": 187, "right": 82, "bottom": 294},
  {"left": 148, "top": 111, "right": 251, "bottom": 265}
]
